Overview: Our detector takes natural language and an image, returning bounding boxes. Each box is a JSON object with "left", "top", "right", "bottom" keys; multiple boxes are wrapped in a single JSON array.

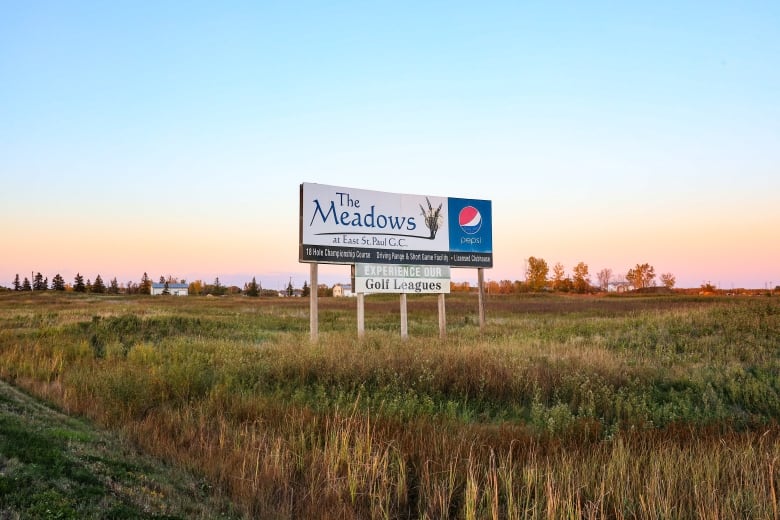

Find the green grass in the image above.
[
  {"left": 1, "top": 291, "right": 779, "bottom": 518},
  {"left": 0, "top": 379, "right": 239, "bottom": 519}
]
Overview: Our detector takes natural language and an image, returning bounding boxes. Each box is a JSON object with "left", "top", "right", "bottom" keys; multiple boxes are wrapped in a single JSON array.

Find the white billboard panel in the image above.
[
  {"left": 354, "top": 263, "right": 451, "bottom": 294},
  {"left": 300, "top": 183, "right": 493, "bottom": 268}
]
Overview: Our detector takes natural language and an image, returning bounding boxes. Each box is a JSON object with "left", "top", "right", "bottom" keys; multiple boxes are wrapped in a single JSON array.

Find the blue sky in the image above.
[{"left": 2, "top": 2, "right": 779, "bottom": 289}]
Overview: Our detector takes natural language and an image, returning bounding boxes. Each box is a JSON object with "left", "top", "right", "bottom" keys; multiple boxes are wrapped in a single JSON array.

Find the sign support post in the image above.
[
  {"left": 438, "top": 293, "right": 446, "bottom": 339},
  {"left": 310, "top": 263, "right": 318, "bottom": 342},
  {"left": 400, "top": 294, "right": 408, "bottom": 340},
  {"left": 478, "top": 268, "right": 486, "bottom": 331},
  {"left": 357, "top": 293, "right": 365, "bottom": 338}
]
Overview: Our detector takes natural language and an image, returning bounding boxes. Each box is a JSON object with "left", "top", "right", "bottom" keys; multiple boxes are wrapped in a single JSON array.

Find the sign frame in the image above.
[{"left": 299, "top": 183, "right": 492, "bottom": 268}]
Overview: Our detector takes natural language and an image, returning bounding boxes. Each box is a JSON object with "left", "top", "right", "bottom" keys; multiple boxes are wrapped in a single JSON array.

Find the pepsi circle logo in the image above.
[{"left": 458, "top": 206, "right": 482, "bottom": 234}]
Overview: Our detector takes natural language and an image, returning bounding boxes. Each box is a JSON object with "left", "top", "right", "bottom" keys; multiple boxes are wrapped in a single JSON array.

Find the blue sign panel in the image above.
[{"left": 447, "top": 198, "right": 493, "bottom": 254}]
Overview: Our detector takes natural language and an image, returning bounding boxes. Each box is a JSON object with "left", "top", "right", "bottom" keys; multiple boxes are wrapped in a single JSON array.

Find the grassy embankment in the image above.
[
  {"left": 0, "top": 377, "right": 238, "bottom": 518},
  {"left": 1, "top": 292, "right": 779, "bottom": 518}
]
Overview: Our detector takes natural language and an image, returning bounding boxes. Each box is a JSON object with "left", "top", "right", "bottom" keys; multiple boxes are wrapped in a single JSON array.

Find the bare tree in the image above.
[
  {"left": 660, "top": 272, "right": 676, "bottom": 289},
  {"left": 597, "top": 268, "right": 613, "bottom": 292}
]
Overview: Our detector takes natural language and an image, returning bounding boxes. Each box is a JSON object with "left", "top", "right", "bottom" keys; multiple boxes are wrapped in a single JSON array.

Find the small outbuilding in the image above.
[{"left": 151, "top": 283, "right": 189, "bottom": 296}]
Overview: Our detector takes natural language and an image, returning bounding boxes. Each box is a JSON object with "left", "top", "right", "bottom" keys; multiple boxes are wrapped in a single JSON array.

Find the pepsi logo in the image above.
[{"left": 458, "top": 206, "right": 482, "bottom": 235}]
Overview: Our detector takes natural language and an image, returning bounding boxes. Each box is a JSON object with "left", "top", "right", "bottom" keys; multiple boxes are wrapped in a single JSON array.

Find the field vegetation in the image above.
[
  {"left": 0, "top": 378, "right": 238, "bottom": 518},
  {"left": 1, "top": 292, "right": 779, "bottom": 518}
]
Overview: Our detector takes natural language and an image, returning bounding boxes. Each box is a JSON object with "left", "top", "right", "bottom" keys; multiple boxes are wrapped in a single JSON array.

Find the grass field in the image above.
[
  {"left": 0, "top": 378, "right": 239, "bottom": 519},
  {"left": 1, "top": 291, "right": 779, "bottom": 518}
]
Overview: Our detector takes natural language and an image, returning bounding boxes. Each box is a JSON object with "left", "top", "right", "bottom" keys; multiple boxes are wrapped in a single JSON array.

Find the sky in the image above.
[{"left": 2, "top": 1, "right": 778, "bottom": 290}]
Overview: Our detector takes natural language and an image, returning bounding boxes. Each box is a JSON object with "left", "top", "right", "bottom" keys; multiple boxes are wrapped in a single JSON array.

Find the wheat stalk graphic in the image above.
[{"left": 420, "top": 197, "right": 443, "bottom": 239}]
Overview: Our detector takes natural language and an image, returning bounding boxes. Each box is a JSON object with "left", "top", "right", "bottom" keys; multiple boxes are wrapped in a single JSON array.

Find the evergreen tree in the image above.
[
  {"left": 92, "top": 274, "right": 106, "bottom": 294},
  {"left": 140, "top": 272, "right": 151, "bottom": 295},
  {"left": 109, "top": 277, "right": 120, "bottom": 294},
  {"left": 33, "top": 272, "right": 45, "bottom": 290},
  {"left": 286, "top": 278, "right": 294, "bottom": 297},
  {"left": 86, "top": 279, "right": 92, "bottom": 292},
  {"left": 52, "top": 274, "right": 66, "bottom": 291},
  {"left": 22, "top": 277, "right": 32, "bottom": 291},
  {"left": 246, "top": 277, "right": 260, "bottom": 297},
  {"left": 162, "top": 281, "right": 170, "bottom": 295},
  {"left": 44, "top": 277, "right": 48, "bottom": 290},
  {"left": 13, "top": 274, "right": 20, "bottom": 291},
  {"left": 302, "top": 280, "right": 310, "bottom": 297},
  {"left": 210, "top": 277, "right": 225, "bottom": 296},
  {"left": 74, "top": 273, "right": 86, "bottom": 293}
]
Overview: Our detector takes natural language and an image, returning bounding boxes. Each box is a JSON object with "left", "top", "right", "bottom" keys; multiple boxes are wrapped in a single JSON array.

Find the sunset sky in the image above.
[{"left": 2, "top": 2, "right": 778, "bottom": 290}]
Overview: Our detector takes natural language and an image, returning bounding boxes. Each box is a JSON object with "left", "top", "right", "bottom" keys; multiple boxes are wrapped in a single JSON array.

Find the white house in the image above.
[
  {"left": 151, "top": 282, "right": 189, "bottom": 296},
  {"left": 608, "top": 281, "right": 634, "bottom": 293},
  {"left": 332, "top": 283, "right": 354, "bottom": 297}
]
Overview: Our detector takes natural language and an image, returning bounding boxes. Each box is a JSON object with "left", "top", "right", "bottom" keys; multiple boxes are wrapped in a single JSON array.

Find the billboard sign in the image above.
[
  {"left": 354, "top": 263, "right": 451, "bottom": 294},
  {"left": 300, "top": 183, "right": 492, "bottom": 268}
]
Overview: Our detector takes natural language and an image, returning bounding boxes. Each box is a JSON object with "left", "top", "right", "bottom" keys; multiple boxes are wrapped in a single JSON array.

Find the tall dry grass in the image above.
[{"left": 1, "top": 292, "right": 779, "bottom": 518}]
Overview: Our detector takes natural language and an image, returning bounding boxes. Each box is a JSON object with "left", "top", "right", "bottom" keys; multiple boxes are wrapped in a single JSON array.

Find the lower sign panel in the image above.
[{"left": 354, "top": 263, "right": 451, "bottom": 294}]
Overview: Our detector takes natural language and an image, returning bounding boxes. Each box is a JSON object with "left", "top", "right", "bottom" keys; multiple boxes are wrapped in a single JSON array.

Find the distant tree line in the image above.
[
  {"left": 451, "top": 258, "right": 678, "bottom": 295},
  {"left": 4, "top": 272, "right": 281, "bottom": 297},
  {"left": 11, "top": 262, "right": 767, "bottom": 296},
  {"left": 6, "top": 272, "right": 122, "bottom": 294}
]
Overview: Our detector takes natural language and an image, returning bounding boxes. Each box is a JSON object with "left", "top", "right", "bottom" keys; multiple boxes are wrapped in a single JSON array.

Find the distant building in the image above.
[
  {"left": 151, "top": 283, "right": 189, "bottom": 296},
  {"left": 278, "top": 288, "right": 304, "bottom": 297},
  {"left": 332, "top": 283, "right": 354, "bottom": 297},
  {"left": 609, "top": 281, "right": 633, "bottom": 293}
]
